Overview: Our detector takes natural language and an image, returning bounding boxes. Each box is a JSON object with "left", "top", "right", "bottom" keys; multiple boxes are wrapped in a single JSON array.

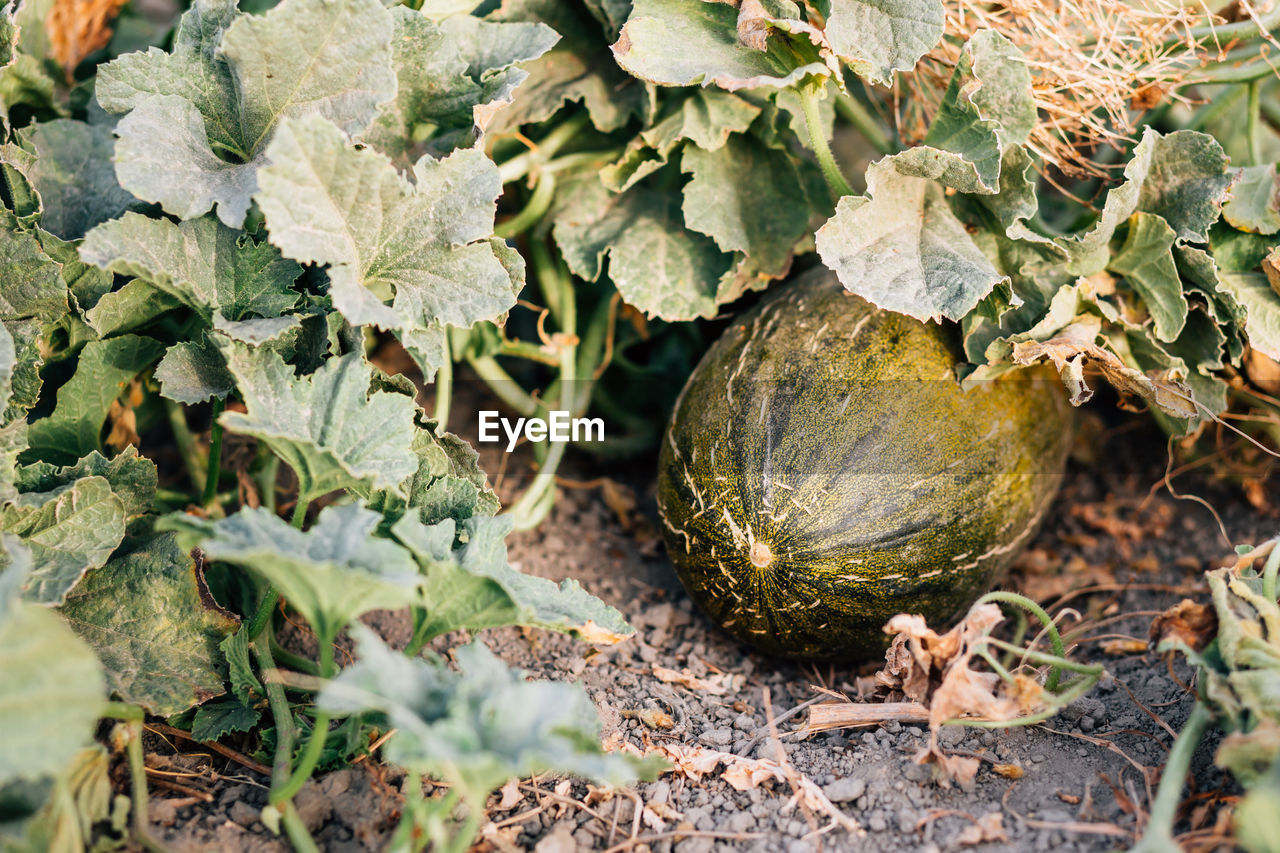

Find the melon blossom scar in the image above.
[{"left": 477, "top": 411, "right": 605, "bottom": 452}]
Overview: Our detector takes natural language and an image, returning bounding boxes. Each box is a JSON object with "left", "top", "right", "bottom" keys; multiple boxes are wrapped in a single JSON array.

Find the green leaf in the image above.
[
  {"left": 815, "top": 158, "right": 1004, "bottom": 322},
  {"left": 1218, "top": 271, "right": 1280, "bottom": 360},
  {"left": 318, "top": 628, "right": 648, "bottom": 803},
  {"left": 255, "top": 115, "right": 518, "bottom": 341},
  {"left": 361, "top": 9, "right": 558, "bottom": 161},
  {"left": 892, "top": 31, "right": 1033, "bottom": 194},
  {"left": 96, "top": 0, "right": 397, "bottom": 226},
  {"left": 613, "top": 0, "right": 839, "bottom": 92},
  {"left": 25, "top": 335, "right": 165, "bottom": 465},
  {"left": 1061, "top": 129, "right": 1231, "bottom": 270},
  {"left": 154, "top": 335, "right": 236, "bottom": 405},
  {"left": 0, "top": 477, "right": 126, "bottom": 605},
  {"left": 681, "top": 133, "right": 823, "bottom": 278},
  {"left": 0, "top": 225, "right": 66, "bottom": 323},
  {"left": 79, "top": 212, "right": 302, "bottom": 340},
  {"left": 0, "top": 120, "right": 138, "bottom": 241},
  {"left": 190, "top": 699, "right": 260, "bottom": 742},
  {"left": 162, "top": 504, "right": 420, "bottom": 646},
  {"left": 488, "top": 0, "right": 652, "bottom": 133},
  {"left": 394, "top": 513, "right": 632, "bottom": 644},
  {"left": 603, "top": 89, "right": 761, "bottom": 193},
  {"left": 1223, "top": 164, "right": 1280, "bottom": 235},
  {"left": 220, "top": 629, "right": 262, "bottom": 705},
  {"left": 217, "top": 343, "right": 419, "bottom": 503},
  {"left": 59, "top": 532, "right": 238, "bottom": 716},
  {"left": 16, "top": 447, "right": 157, "bottom": 519},
  {"left": 0, "top": 537, "right": 106, "bottom": 786},
  {"left": 1108, "top": 212, "right": 1188, "bottom": 342},
  {"left": 354, "top": 420, "right": 499, "bottom": 525},
  {"left": 823, "top": 0, "right": 944, "bottom": 86}
]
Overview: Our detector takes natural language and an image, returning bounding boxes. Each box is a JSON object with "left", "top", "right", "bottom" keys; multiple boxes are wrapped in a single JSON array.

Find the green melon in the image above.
[{"left": 656, "top": 270, "right": 1074, "bottom": 660}]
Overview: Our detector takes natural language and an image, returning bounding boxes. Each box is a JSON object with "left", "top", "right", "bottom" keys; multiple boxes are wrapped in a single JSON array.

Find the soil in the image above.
[{"left": 139, "top": 410, "right": 1276, "bottom": 853}]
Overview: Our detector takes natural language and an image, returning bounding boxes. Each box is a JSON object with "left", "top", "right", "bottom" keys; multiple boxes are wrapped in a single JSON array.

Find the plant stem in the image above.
[
  {"left": 291, "top": 496, "right": 310, "bottom": 530},
  {"left": 799, "top": 83, "right": 854, "bottom": 199},
  {"left": 101, "top": 704, "right": 168, "bottom": 853},
  {"left": 247, "top": 589, "right": 280, "bottom": 640},
  {"left": 1249, "top": 78, "right": 1265, "bottom": 166},
  {"left": 1263, "top": 537, "right": 1280, "bottom": 602},
  {"left": 270, "top": 637, "right": 320, "bottom": 675},
  {"left": 269, "top": 712, "right": 332, "bottom": 806},
  {"left": 495, "top": 112, "right": 589, "bottom": 185},
  {"left": 251, "top": 639, "right": 298, "bottom": 790},
  {"left": 1128, "top": 703, "right": 1211, "bottom": 853},
  {"left": 835, "top": 92, "right": 894, "bottom": 155},
  {"left": 434, "top": 336, "right": 452, "bottom": 429},
  {"left": 279, "top": 802, "right": 321, "bottom": 853},
  {"left": 506, "top": 250, "right": 578, "bottom": 531},
  {"left": 495, "top": 170, "right": 558, "bottom": 240},
  {"left": 466, "top": 354, "right": 542, "bottom": 417},
  {"left": 977, "top": 591, "right": 1069, "bottom": 690},
  {"left": 165, "top": 399, "right": 206, "bottom": 497},
  {"left": 201, "top": 398, "right": 226, "bottom": 507}
]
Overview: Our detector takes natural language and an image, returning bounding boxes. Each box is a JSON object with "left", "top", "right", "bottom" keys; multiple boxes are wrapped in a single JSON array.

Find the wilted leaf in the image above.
[
  {"left": 318, "top": 627, "right": 646, "bottom": 802},
  {"left": 1, "top": 477, "right": 125, "bottom": 605},
  {"left": 25, "top": 335, "right": 165, "bottom": 465},
  {"left": 1149, "top": 599, "right": 1217, "bottom": 654},
  {"left": 816, "top": 158, "right": 1004, "bottom": 322},
  {"left": 1224, "top": 164, "right": 1280, "bottom": 235},
  {"left": 254, "top": 115, "right": 518, "bottom": 359},
  {"left": 59, "top": 532, "right": 236, "bottom": 715},
  {"left": 1218, "top": 271, "right": 1280, "bottom": 361},
  {"left": 95, "top": 0, "right": 396, "bottom": 226},
  {"left": 163, "top": 503, "right": 420, "bottom": 645},
  {"left": 217, "top": 344, "right": 419, "bottom": 504},
  {"left": 0, "top": 536, "right": 106, "bottom": 785},
  {"left": 1108, "top": 212, "right": 1188, "bottom": 342}
]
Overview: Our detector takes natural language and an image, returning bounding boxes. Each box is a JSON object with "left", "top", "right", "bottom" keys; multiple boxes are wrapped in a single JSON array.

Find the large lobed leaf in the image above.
[{"left": 96, "top": 0, "right": 397, "bottom": 227}]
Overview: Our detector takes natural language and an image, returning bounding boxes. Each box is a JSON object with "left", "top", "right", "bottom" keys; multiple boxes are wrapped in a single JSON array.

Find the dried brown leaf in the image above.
[
  {"left": 46, "top": 0, "right": 127, "bottom": 82},
  {"left": 1149, "top": 598, "right": 1218, "bottom": 652},
  {"left": 956, "top": 812, "right": 1008, "bottom": 846}
]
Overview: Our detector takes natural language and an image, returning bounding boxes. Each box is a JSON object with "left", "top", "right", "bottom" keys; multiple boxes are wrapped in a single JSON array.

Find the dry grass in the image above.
[{"left": 901, "top": 0, "right": 1278, "bottom": 178}]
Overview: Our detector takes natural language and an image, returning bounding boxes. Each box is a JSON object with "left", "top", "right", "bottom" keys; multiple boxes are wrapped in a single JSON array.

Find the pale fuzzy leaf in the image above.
[
  {"left": 58, "top": 533, "right": 238, "bottom": 716},
  {"left": 83, "top": 280, "right": 184, "bottom": 338},
  {"left": 1, "top": 477, "right": 125, "bottom": 605},
  {"left": 612, "top": 0, "right": 839, "bottom": 91},
  {"left": 217, "top": 343, "right": 419, "bottom": 503},
  {"left": 162, "top": 504, "right": 419, "bottom": 645},
  {"left": 354, "top": 422, "right": 500, "bottom": 524},
  {"left": 1, "top": 120, "right": 138, "bottom": 240},
  {"left": 1223, "top": 164, "right": 1280, "bottom": 235},
  {"left": 824, "top": 0, "right": 944, "bottom": 85},
  {"left": 318, "top": 628, "right": 643, "bottom": 798},
  {"left": 79, "top": 212, "right": 301, "bottom": 329},
  {"left": 1108, "top": 212, "right": 1188, "bottom": 342},
  {"left": 553, "top": 176, "right": 731, "bottom": 320},
  {"left": 255, "top": 115, "right": 517, "bottom": 335},
  {"left": 815, "top": 158, "right": 1004, "bottom": 322},
  {"left": 681, "top": 133, "right": 822, "bottom": 278},
  {"left": 25, "top": 336, "right": 164, "bottom": 466},
  {"left": 0, "top": 539, "right": 106, "bottom": 785},
  {"left": 964, "top": 30, "right": 1036, "bottom": 147},
  {"left": 1218, "top": 271, "right": 1280, "bottom": 361},
  {"left": 97, "top": 0, "right": 396, "bottom": 226}
]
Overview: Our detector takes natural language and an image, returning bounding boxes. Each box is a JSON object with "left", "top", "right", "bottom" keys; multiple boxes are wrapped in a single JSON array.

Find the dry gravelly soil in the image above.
[{"left": 139, "top": 413, "right": 1275, "bottom": 853}]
